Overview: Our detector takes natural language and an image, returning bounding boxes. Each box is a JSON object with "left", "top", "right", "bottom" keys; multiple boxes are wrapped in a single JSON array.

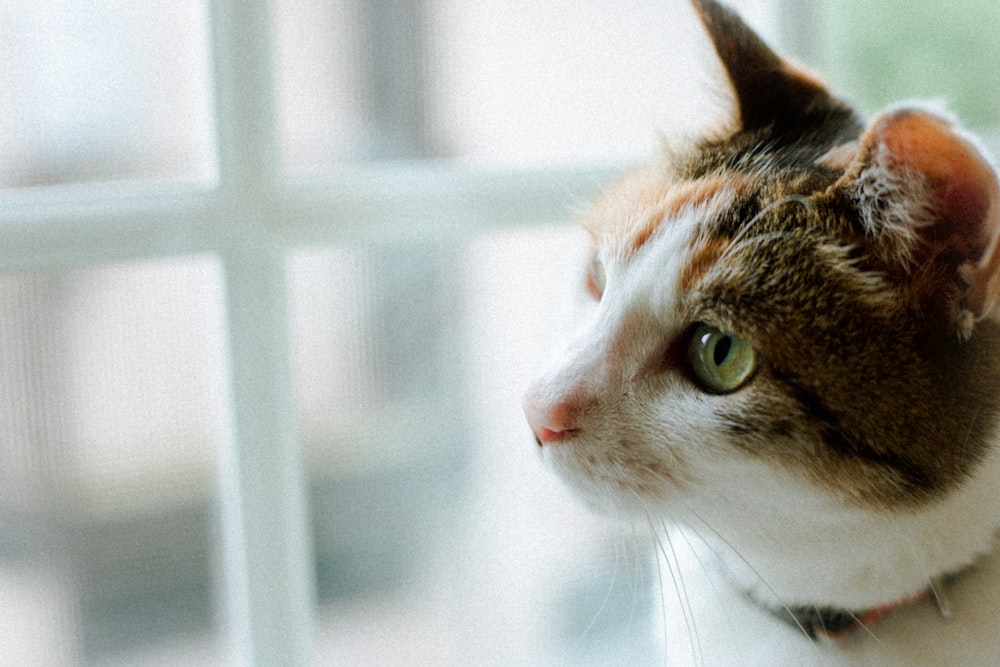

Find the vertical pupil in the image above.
[{"left": 713, "top": 336, "right": 732, "bottom": 366}]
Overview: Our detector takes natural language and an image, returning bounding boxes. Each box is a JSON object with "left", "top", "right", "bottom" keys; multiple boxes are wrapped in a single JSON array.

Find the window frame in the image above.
[{"left": 0, "top": 0, "right": 617, "bottom": 663}]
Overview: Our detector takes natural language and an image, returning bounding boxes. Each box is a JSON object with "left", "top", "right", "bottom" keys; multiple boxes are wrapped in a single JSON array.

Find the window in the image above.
[
  {"left": 1, "top": 1, "right": 995, "bottom": 665},
  {"left": 812, "top": 0, "right": 1000, "bottom": 132},
  {"left": 0, "top": 1, "right": 214, "bottom": 188}
]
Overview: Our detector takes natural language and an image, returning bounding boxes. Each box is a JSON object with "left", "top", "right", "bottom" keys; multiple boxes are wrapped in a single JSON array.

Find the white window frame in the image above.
[{"left": 0, "top": 1, "right": 614, "bottom": 664}]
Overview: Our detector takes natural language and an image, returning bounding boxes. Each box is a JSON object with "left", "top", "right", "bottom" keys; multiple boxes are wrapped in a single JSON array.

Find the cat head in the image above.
[{"left": 523, "top": 0, "right": 1000, "bottom": 529}]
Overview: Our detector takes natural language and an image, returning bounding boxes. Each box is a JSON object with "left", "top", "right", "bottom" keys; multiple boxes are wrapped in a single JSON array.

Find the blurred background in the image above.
[{"left": 0, "top": 1, "right": 997, "bottom": 665}]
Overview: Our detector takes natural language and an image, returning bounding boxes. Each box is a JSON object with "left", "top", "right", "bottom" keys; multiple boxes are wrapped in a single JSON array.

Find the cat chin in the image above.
[{"left": 541, "top": 443, "right": 680, "bottom": 517}]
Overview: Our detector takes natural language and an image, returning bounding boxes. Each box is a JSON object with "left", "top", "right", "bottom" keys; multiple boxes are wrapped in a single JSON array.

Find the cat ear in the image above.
[
  {"left": 692, "top": 0, "right": 849, "bottom": 135},
  {"left": 847, "top": 108, "right": 1000, "bottom": 318}
]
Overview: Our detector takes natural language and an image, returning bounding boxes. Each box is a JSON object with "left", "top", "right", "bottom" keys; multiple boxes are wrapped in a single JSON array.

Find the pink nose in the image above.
[{"left": 522, "top": 391, "right": 580, "bottom": 444}]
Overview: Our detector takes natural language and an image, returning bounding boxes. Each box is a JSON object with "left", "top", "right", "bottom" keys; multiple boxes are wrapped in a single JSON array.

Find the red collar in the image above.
[{"left": 763, "top": 574, "right": 958, "bottom": 641}]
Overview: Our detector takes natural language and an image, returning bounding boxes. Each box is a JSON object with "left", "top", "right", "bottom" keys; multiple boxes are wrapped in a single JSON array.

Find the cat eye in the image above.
[
  {"left": 689, "top": 323, "right": 758, "bottom": 393},
  {"left": 586, "top": 252, "right": 606, "bottom": 300}
]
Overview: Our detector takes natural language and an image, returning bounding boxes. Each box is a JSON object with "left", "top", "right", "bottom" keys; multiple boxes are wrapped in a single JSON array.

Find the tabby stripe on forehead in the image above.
[
  {"left": 626, "top": 177, "right": 746, "bottom": 255},
  {"left": 680, "top": 235, "right": 730, "bottom": 293}
]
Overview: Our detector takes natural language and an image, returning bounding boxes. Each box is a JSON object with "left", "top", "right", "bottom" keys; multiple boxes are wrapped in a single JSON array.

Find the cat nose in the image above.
[{"left": 522, "top": 389, "right": 580, "bottom": 444}]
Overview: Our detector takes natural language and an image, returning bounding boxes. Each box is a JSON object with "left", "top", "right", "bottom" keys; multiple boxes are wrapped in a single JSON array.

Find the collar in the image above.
[{"left": 756, "top": 573, "right": 960, "bottom": 642}]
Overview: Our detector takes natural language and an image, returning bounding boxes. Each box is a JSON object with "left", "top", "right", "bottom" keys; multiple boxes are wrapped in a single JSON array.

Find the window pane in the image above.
[
  {"left": 289, "top": 230, "right": 661, "bottom": 664},
  {"left": 276, "top": 0, "right": 434, "bottom": 170},
  {"left": 275, "top": 0, "right": 365, "bottom": 171},
  {"left": 815, "top": 0, "right": 1000, "bottom": 129},
  {"left": 0, "top": 258, "right": 231, "bottom": 665},
  {"left": 430, "top": 0, "right": 692, "bottom": 166},
  {"left": 276, "top": 0, "right": 783, "bottom": 172},
  {"left": 0, "top": 1, "right": 215, "bottom": 188}
]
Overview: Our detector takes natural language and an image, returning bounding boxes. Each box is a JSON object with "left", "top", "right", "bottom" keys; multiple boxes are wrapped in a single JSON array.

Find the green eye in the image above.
[{"left": 689, "top": 323, "right": 758, "bottom": 393}]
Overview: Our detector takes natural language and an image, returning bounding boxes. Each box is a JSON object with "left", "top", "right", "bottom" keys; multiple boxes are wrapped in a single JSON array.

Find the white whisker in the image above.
[
  {"left": 647, "top": 525, "right": 671, "bottom": 665},
  {"left": 625, "top": 519, "right": 650, "bottom": 630},
  {"left": 680, "top": 503, "right": 817, "bottom": 644},
  {"left": 638, "top": 500, "right": 703, "bottom": 667},
  {"left": 671, "top": 521, "right": 724, "bottom": 599},
  {"left": 847, "top": 609, "right": 884, "bottom": 643},
  {"left": 663, "top": 525, "right": 704, "bottom": 667},
  {"left": 578, "top": 530, "right": 623, "bottom": 643}
]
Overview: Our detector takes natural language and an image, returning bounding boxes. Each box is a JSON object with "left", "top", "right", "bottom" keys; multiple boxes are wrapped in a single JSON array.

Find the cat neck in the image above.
[{"left": 684, "top": 428, "right": 1000, "bottom": 612}]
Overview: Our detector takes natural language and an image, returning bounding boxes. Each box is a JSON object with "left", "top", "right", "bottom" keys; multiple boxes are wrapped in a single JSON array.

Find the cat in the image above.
[{"left": 522, "top": 1, "right": 1000, "bottom": 664}]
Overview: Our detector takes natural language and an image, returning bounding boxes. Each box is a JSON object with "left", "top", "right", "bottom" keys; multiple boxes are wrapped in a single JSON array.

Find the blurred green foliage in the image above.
[{"left": 816, "top": 0, "right": 1000, "bottom": 127}]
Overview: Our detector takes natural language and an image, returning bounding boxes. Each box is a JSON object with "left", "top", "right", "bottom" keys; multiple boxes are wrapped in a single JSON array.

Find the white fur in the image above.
[{"left": 682, "top": 439, "right": 1000, "bottom": 610}]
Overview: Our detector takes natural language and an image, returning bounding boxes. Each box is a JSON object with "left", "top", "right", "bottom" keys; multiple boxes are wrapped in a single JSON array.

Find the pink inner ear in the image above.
[
  {"left": 875, "top": 110, "right": 999, "bottom": 261},
  {"left": 942, "top": 178, "right": 995, "bottom": 259}
]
